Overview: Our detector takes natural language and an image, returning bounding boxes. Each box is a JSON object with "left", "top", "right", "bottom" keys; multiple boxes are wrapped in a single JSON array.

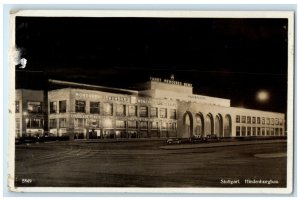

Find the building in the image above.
[
  {"left": 15, "top": 89, "right": 46, "bottom": 138},
  {"left": 15, "top": 77, "right": 286, "bottom": 139}
]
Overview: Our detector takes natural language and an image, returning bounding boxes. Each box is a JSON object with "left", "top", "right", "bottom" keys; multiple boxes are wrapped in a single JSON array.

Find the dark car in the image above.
[
  {"left": 166, "top": 138, "right": 182, "bottom": 144},
  {"left": 206, "top": 134, "right": 220, "bottom": 141},
  {"left": 188, "top": 136, "right": 207, "bottom": 143}
]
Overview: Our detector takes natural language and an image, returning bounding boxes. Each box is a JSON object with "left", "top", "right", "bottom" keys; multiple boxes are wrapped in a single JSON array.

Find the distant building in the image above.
[{"left": 14, "top": 77, "right": 285, "bottom": 139}]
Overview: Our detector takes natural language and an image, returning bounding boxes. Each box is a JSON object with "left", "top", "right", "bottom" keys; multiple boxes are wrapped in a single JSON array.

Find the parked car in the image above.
[
  {"left": 189, "top": 136, "right": 207, "bottom": 143},
  {"left": 166, "top": 138, "right": 182, "bottom": 144},
  {"left": 206, "top": 134, "right": 220, "bottom": 141}
]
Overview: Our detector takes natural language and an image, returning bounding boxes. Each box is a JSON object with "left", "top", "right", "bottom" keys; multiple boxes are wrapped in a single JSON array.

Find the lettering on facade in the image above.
[
  {"left": 75, "top": 93, "right": 129, "bottom": 103},
  {"left": 71, "top": 114, "right": 101, "bottom": 119},
  {"left": 150, "top": 76, "right": 192, "bottom": 87}
]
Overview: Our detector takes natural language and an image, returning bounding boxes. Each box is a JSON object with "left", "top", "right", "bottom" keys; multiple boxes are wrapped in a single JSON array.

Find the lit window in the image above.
[
  {"left": 116, "top": 120, "right": 126, "bottom": 128},
  {"left": 275, "top": 118, "right": 279, "bottom": 125},
  {"left": 139, "top": 106, "right": 148, "bottom": 117},
  {"left": 26, "top": 118, "right": 43, "bottom": 128},
  {"left": 150, "top": 107, "right": 158, "bottom": 117},
  {"left": 151, "top": 122, "right": 158, "bottom": 129},
  {"left": 74, "top": 118, "right": 85, "bottom": 127},
  {"left": 140, "top": 121, "right": 148, "bottom": 129},
  {"left": 90, "top": 102, "right": 100, "bottom": 114},
  {"left": 103, "top": 118, "right": 113, "bottom": 128},
  {"left": 28, "top": 101, "right": 42, "bottom": 113},
  {"left": 266, "top": 118, "right": 270, "bottom": 125},
  {"left": 59, "top": 100, "right": 66, "bottom": 113},
  {"left": 270, "top": 118, "right": 274, "bottom": 125},
  {"left": 128, "top": 105, "right": 137, "bottom": 116},
  {"left": 236, "top": 115, "right": 240, "bottom": 123},
  {"left": 169, "top": 109, "right": 176, "bottom": 119},
  {"left": 116, "top": 104, "right": 126, "bottom": 116},
  {"left": 262, "top": 117, "right": 265, "bottom": 124},
  {"left": 15, "top": 101, "right": 20, "bottom": 113},
  {"left": 160, "top": 108, "right": 167, "bottom": 118},
  {"left": 161, "top": 122, "right": 167, "bottom": 129},
  {"left": 75, "top": 100, "right": 86, "bottom": 113},
  {"left": 103, "top": 103, "right": 113, "bottom": 116},
  {"left": 128, "top": 121, "right": 138, "bottom": 129}
]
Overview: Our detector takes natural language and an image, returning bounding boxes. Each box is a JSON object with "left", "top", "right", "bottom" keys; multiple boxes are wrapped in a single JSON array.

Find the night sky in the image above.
[{"left": 15, "top": 17, "right": 288, "bottom": 113}]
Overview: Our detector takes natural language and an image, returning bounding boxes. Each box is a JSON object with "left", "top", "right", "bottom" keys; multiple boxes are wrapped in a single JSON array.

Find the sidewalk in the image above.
[{"left": 160, "top": 139, "right": 287, "bottom": 150}]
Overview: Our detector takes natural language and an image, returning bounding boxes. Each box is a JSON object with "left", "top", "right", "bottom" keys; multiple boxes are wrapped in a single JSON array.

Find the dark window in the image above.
[
  {"left": 236, "top": 126, "right": 240, "bottom": 136},
  {"left": 247, "top": 116, "right": 251, "bottom": 124},
  {"left": 15, "top": 101, "right": 20, "bottom": 113},
  {"left": 262, "top": 127, "right": 265, "bottom": 135},
  {"left": 139, "top": 106, "right": 148, "bottom": 117},
  {"left": 128, "top": 105, "right": 137, "bottom": 116},
  {"left": 50, "top": 102, "right": 57, "bottom": 114},
  {"left": 236, "top": 115, "right": 240, "bottom": 123},
  {"left": 49, "top": 119, "right": 57, "bottom": 129},
  {"left": 75, "top": 100, "right": 85, "bottom": 113},
  {"left": 257, "top": 127, "right": 261, "bottom": 135},
  {"left": 90, "top": 102, "right": 100, "bottom": 114},
  {"left": 28, "top": 101, "right": 42, "bottom": 113},
  {"left": 266, "top": 118, "right": 270, "bottom": 125},
  {"left": 241, "top": 126, "right": 246, "bottom": 136},
  {"left": 252, "top": 117, "right": 256, "bottom": 124},
  {"left": 59, "top": 100, "right": 66, "bottom": 113},
  {"left": 247, "top": 127, "right": 251, "bottom": 136},
  {"left": 160, "top": 108, "right": 167, "bottom": 118},
  {"left": 252, "top": 127, "right": 256, "bottom": 136},
  {"left": 262, "top": 117, "right": 265, "bottom": 124},
  {"left": 150, "top": 107, "right": 158, "bottom": 117},
  {"left": 169, "top": 109, "right": 176, "bottom": 119},
  {"left": 257, "top": 117, "right": 261, "bottom": 124},
  {"left": 241, "top": 116, "right": 246, "bottom": 123},
  {"left": 116, "top": 104, "right": 126, "bottom": 116}
]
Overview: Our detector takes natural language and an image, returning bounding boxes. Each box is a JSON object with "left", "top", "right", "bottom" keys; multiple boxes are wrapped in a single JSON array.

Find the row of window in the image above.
[
  {"left": 236, "top": 126, "right": 284, "bottom": 136},
  {"left": 49, "top": 118, "right": 177, "bottom": 130},
  {"left": 236, "top": 115, "right": 283, "bottom": 125},
  {"left": 49, "top": 100, "right": 176, "bottom": 119},
  {"left": 15, "top": 101, "right": 43, "bottom": 113}
]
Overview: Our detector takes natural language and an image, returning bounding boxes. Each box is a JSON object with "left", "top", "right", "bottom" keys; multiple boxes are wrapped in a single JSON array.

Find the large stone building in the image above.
[{"left": 15, "top": 77, "right": 286, "bottom": 139}]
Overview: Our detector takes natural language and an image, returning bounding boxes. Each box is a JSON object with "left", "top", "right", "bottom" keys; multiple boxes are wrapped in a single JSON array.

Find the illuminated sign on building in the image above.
[{"left": 150, "top": 76, "right": 193, "bottom": 87}]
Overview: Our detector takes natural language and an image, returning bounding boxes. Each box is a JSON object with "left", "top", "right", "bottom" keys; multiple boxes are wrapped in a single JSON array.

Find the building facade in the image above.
[
  {"left": 15, "top": 77, "right": 286, "bottom": 139},
  {"left": 15, "top": 89, "right": 46, "bottom": 138}
]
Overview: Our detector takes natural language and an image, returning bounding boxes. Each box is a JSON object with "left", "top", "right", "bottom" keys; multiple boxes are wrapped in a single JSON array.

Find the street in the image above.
[{"left": 15, "top": 139, "right": 287, "bottom": 188}]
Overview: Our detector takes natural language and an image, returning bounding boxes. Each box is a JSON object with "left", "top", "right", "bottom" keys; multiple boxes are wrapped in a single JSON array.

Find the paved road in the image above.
[{"left": 15, "top": 140, "right": 287, "bottom": 188}]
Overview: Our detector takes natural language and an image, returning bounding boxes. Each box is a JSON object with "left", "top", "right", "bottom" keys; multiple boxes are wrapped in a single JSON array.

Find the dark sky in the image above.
[{"left": 15, "top": 17, "right": 288, "bottom": 113}]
